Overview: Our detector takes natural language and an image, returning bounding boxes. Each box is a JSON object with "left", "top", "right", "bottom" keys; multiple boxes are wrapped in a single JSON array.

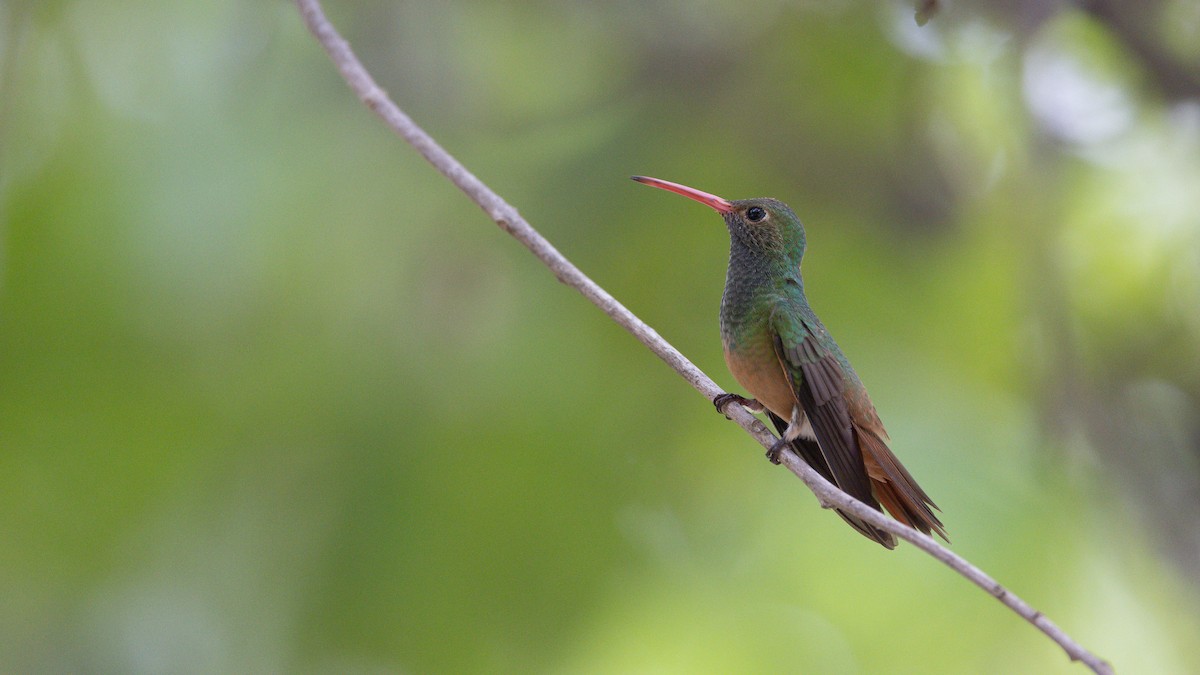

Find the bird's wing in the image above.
[
  {"left": 771, "top": 308, "right": 947, "bottom": 543},
  {"left": 769, "top": 313, "right": 877, "bottom": 509}
]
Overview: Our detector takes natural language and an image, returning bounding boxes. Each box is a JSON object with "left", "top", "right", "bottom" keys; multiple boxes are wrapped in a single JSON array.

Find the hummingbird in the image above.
[{"left": 632, "top": 175, "right": 946, "bottom": 548}]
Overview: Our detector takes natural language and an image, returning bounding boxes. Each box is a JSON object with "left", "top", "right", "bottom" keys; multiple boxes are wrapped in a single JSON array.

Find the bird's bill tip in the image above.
[{"left": 631, "top": 175, "right": 733, "bottom": 214}]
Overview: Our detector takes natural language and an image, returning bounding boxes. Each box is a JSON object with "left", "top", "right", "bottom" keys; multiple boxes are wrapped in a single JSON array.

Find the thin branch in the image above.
[{"left": 293, "top": 2, "right": 1112, "bottom": 673}]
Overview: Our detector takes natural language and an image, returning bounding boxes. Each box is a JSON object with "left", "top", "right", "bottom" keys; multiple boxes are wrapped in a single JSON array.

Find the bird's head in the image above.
[{"left": 632, "top": 176, "right": 806, "bottom": 267}]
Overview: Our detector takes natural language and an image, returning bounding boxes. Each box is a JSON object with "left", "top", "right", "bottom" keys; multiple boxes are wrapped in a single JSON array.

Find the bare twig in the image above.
[{"left": 293, "top": 2, "right": 1112, "bottom": 673}]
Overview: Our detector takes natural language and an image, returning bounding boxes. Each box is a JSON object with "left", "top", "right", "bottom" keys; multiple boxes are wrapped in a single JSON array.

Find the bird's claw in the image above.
[
  {"left": 713, "top": 393, "right": 763, "bottom": 419},
  {"left": 765, "top": 437, "right": 786, "bottom": 465}
]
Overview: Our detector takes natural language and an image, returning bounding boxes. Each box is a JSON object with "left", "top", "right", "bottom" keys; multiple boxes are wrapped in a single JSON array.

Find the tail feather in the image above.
[
  {"left": 829, "top": 505, "right": 898, "bottom": 549},
  {"left": 767, "top": 412, "right": 898, "bottom": 549},
  {"left": 856, "top": 425, "right": 948, "bottom": 541}
]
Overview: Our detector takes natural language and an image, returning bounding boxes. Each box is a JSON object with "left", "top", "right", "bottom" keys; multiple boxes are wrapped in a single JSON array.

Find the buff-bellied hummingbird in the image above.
[{"left": 632, "top": 175, "right": 946, "bottom": 548}]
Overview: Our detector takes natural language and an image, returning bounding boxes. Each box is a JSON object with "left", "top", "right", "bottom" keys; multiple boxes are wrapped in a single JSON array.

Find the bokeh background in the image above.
[{"left": 3, "top": 0, "right": 1199, "bottom": 672}]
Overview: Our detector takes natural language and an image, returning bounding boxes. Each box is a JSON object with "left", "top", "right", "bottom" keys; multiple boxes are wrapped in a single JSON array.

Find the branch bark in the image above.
[{"left": 293, "top": 2, "right": 1112, "bottom": 673}]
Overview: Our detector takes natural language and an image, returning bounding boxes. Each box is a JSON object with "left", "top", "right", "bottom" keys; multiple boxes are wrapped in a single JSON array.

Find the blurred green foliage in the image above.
[{"left": 2, "top": 0, "right": 1199, "bottom": 672}]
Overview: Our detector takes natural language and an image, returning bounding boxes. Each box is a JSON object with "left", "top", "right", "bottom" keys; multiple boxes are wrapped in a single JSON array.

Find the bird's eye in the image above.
[{"left": 746, "top": 206, "right": 766, "bottom": 222}]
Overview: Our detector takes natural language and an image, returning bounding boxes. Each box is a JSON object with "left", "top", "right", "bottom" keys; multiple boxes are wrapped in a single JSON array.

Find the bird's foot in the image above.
[
  {"left": 713, "top": 393, "right": 763, "bottom": 419},
  {"left": 765, "top": 406, "right": 803, "bottom": 465},
  {"left": 765, "top": 436, "right": 787, "bottom": 465}
]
